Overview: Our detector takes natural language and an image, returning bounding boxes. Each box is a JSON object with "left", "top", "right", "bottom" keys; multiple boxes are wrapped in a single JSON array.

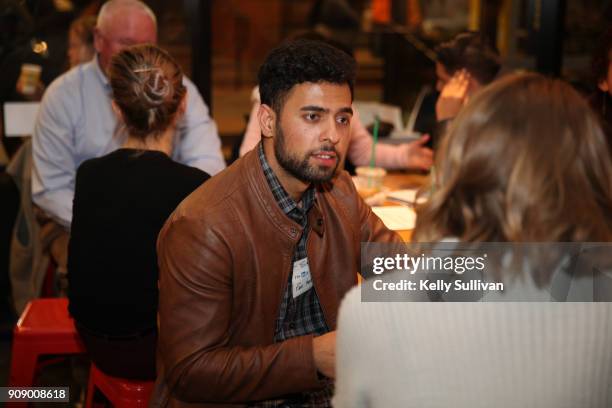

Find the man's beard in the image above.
[{"left": 274, "top": 124, "right": 340, "bottom": 183}]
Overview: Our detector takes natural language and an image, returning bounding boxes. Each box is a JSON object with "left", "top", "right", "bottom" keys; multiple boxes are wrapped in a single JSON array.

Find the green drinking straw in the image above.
[
  {"left": 368, "top": 116, "right": 380, "bottom": 188},
  {"left": 369, "top": 115, "right": 380, "bottom": 168}
]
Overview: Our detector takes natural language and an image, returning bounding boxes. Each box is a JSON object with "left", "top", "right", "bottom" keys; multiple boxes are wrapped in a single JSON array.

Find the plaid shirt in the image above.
[{"left": 250, "top": 144, "right": 333, "bottom": 408}]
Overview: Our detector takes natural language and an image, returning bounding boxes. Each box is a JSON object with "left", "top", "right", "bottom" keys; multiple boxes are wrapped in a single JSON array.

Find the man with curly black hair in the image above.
[{"left": 152, "top": 39, "right": 400, "bottom": 407}]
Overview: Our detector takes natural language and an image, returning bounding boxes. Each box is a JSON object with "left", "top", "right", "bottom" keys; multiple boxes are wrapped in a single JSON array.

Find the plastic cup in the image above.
[
  {"left": 19, "top": 64, "right": 42, "bottom": 95},
  {"left": 355, "top": 166, "right": 386, "bottom": 199}
]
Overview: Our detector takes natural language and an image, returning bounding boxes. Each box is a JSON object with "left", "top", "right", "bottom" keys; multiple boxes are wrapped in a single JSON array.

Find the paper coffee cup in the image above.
[{"left": 19, "top": 64, "right": 42, "bottom": 96}]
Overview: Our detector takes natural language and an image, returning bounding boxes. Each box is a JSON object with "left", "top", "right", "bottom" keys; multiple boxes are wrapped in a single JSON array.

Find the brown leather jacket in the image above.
[{"left": 151, "top": 146, "right": 401, "bottom": 407}]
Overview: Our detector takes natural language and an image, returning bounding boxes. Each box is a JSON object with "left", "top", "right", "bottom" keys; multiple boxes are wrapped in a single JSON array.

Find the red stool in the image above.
[
  {"left": 86, "top": 363, "right": 154, "bottom": 408},
  {"left": 8, "top": 298, "right": 85, "bottom": 388}
]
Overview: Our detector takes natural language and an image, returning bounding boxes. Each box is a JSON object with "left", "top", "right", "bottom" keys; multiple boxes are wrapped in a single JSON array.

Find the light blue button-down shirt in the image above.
[{"left": 32, "top": 56, "right": 226, "bottom": 228}]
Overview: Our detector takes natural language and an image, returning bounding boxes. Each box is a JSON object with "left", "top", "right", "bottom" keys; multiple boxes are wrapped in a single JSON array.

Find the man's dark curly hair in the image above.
[
  {"left": 258, "top": 39, "right": 356, "bottom": 113},
  {"left": 435, "top": 31, "right": 500, "bottom": 85},
  {"left": 592, "top": 27, "right": 612, "bottom": 85}
]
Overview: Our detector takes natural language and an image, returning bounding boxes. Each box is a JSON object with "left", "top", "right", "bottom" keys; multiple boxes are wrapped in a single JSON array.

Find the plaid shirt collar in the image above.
[{"left": 258, "top": 143, "right": 316, "bottom": 218}]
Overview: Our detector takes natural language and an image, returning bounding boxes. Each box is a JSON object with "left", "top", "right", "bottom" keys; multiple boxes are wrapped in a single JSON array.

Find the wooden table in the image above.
[
  {"left": 381, "top": 171, "right": 430, "bottom": 242},
  {"left": 383, "top": 171, "right": 429, "bottom": 192}
]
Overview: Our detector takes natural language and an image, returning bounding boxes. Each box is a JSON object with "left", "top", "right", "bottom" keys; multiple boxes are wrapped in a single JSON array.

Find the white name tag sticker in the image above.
[{"left": 292, "top": 257, "right": 313, "bottom": 298}]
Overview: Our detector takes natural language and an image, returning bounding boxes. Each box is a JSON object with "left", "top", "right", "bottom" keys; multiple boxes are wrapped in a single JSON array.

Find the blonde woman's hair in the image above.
[{"left": 413, "top": 72, "right": 612, "bottom": 243}]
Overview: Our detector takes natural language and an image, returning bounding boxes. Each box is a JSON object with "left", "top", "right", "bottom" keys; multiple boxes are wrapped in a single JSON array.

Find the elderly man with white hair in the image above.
[{"left": 30, "top": 0, "right": 225, "bottom": 289}]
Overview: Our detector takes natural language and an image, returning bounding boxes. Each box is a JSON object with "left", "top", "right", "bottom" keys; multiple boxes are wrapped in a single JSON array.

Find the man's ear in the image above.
[
  {"left": 258, "top": 104, "right": 276, "bottom": 139},
  {"left": 93, "top": 27, "right": 103, "bottom": 54},
  {"left": 599, "top": 79, "right": 610, "bottom": 93}
]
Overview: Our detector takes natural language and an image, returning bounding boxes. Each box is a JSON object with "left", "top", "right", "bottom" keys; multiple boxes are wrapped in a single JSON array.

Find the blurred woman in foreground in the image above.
[{"left": 335, "top": 73, "right": 612, "bottom": 407}]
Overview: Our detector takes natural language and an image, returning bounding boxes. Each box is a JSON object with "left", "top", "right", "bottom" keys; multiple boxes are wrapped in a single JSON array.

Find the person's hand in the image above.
[
  {"left": 312, "top": 331, "right": 336, "bottom": 379},
  {"left": 404, "top": 134, "right": 433, "bottom": 170},
  {"left": 436, "top": 69, "right": 470, "bottom": 121}
]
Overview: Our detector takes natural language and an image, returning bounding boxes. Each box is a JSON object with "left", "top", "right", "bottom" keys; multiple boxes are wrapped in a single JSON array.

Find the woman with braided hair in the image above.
[{"left": 67, "top": 44, "right": 210, "bottom": 380}]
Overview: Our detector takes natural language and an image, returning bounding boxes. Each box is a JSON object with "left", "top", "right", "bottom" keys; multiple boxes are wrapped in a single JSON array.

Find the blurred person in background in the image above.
[
  {"left": 1, "top": 0, "right": 98, "bottom": 159},
  {"left": 67, "top": 44, "right": 210, "bottom": 380},
  {"left": 589, "top": 25, "right": 612, "bottom": 148},
  {"left": 30, "top": 0, "right": 224, "bottom": 300},
  {"left": 335, "top": 73, "right": 612, "bottom": 407},
  {"left": 434, "top": 31, "right": 501, "bottom": 122},
  {"left": 14, "top": 14, "right": 96, "bottom": 97},
  {"left": 0, "top": 0, "right": 88, "bottom": 102},
  {"left": 67, "top": 14, "right": 96, "bottom": 68}
]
